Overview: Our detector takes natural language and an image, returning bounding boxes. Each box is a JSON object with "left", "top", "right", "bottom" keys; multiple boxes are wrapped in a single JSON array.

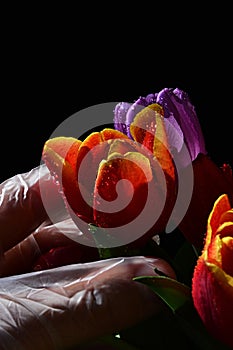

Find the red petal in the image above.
[
  {"left": 221, "top": 236, "right": 233, "bottom": 276},
  {"left": 93, "top": 154, "right": 151, "bottom": 228},
  {"left": 93, "top": 148, "right": 176, "bottom": 247},
  {"left": 192, "top": 259, "right": 233, "bottom": 348}
]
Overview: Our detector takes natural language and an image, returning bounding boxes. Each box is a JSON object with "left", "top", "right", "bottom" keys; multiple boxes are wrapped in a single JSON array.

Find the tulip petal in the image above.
[
  {"left": 42, "top": 136, "right": 82, "bottom": 213},
  {"left": 73, "top": 129, "right": 129, "bottom": 225},
  {"left": 42, "top": 143, "right": 81, "bottom": 213},
  {"left": 130, "top": 105, "right": 178, "bottom": 238},
  {"left": 93, "top": 152, "right": 152, "bottom": 228},
  {"left": 75, "top": 129, "right": 130, "bottom": 208},
  {"left": 130, "top": 103, "right": 163, "bottom": 153},
  {"left": 200, "top": 196, "right": 233, "bottom": 268},
  {"left": 113, "top": 102, "right": 132, "bottom": 137},
  {"left": 130, "top": 104, "right": 175, "bottom": 182},
  {"left": 192, "top": 259, "right": 233, "bottom": 348},
  {"left": 221, "top": 236, "right": 233, "bottom": 276},
  {"left": 43, "top": 136, "right": 82, "bottom": 172},
  {"left": 93, "top": 147, "right": 173, "bottom": 248},
  {"left": 156, "top": 88, "right": 207, "bottom": 161},
  {"left": 218, "top": 222, "right": 233, "bottom": 239},
  {"left": 205, "top": 235, "right": 222, "bottom": 267},
  {"left": 206, "top": 261, "right": 233, "bottom": 292},
  {"left": 100, "top": 128, "right": 129, "bottom": 141},
  {"left": 121, "top": 94, "right": 160, "bottom": 140},
  {"left": 113, "top": 95, "right": 159, "bottom": 140},
  {"left": 219, "top": 208, "right": 233, "bottom": 226},
  {"left": 108, "top": 137, "right": 147, "bottom": 157},
  {"left": 76, "top": 128, "right": 129, "bottom": 186},
  {"left": 129, "top": 105, "right": 177, "bottom": 232},
  {"left": 206, "top": 193, "right": 232, "bottom": 247}
]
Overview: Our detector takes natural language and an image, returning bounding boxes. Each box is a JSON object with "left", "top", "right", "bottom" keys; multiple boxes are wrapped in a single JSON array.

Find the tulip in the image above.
[
  {"left": 42, "top": 119, "right": 177, "bottom": 249},
  {"left": 114, "top": 88, "right": 233, "bottom": 248},
  {"left": 192, "top": 193, "right": 233, "bottom": 349},
  {"left": 114, "top": 87, "right": 207, "bottom": 165}
]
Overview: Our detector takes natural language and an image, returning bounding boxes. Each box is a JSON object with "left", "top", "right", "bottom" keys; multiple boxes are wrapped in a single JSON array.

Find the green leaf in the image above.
[{"left": 133, "top": 275, "right": 191, "bottom": 312}]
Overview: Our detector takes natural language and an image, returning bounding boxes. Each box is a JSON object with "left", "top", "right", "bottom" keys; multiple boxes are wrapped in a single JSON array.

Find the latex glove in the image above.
[
  {"left": 0, "top": 256, "right": 175, "bottom": 350},
  {"left": 0, "top": 165, "right": 176, "bottom": 349},
  {"left": 0, "top": 164, "right": 99, "bottom": 276}
]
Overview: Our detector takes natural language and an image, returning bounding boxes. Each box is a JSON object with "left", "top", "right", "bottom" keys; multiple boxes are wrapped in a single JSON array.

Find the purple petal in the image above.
[
  {"left": 114, "top": 88, "right": 207, "bottom": 164},
  {"left": 113, "top": 102, "right": 131, "bottom": 138},
  {"left": 156, "top": 88, "right": 207, "bottom": 161}
]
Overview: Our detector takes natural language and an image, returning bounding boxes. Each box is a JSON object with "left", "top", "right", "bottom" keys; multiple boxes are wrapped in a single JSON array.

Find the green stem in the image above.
[{"left": 88, "top": 224, "right": 140, "bottom": 260}]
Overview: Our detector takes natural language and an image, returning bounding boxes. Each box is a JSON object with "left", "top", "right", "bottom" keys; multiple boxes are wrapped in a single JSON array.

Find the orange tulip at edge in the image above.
[{"left": 192, "top": 193, "right": 233, "bottom": 349}]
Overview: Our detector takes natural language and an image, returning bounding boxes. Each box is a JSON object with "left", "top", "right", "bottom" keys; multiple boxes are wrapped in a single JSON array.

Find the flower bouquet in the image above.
[{"left": 38, "top": 88, "right": 233, "bottom": 349}]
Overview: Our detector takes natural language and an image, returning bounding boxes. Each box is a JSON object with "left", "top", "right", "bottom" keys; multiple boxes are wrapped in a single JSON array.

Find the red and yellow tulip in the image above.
[
  {"left": 192, "top": 193, "right": 233, "bottom": 348},
  {"left": 42, "top": 106, "right": 177, "bottom": 248}
]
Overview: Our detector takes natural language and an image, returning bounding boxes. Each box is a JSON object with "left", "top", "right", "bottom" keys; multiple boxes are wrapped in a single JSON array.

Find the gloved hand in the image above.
[
  {"left": 0, "top": 164, "right": 100, "bottom": 276},
  {"left": 0, "top": 165, "right": 176, "bottom": 350}
]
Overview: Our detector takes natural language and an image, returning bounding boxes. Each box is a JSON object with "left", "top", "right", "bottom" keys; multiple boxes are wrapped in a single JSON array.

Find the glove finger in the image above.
[
  {"left": 0, "top": 256, "right": 176, "bottom": 350},
  {"left": 0, "top": 164, "right": 66, "bottom": 254},
  {"left": 0, "top": 218, "right": 98, "bottom": 277}
]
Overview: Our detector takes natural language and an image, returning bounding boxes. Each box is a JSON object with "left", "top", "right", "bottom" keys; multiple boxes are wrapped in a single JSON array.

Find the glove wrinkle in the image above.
[
  {"left": 0, "top": 292, "right": 58, "bottom": 350},
  {"left": 0, "top": 166, "right": 49, "bottom": 253},
  {"left": 0, "top": 257, "right": 174, "bottom": 349},
  {"left": 15, "top": 174, "right": 29, "bottom": 202}
]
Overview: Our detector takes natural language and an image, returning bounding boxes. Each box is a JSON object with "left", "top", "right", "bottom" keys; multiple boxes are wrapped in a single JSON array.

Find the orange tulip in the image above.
[
  {"left": 192, "top": 193, "right": 233, "bottom": 348},
  {"left": 42, "top": 107, "right": 177, "bottom": 249}
]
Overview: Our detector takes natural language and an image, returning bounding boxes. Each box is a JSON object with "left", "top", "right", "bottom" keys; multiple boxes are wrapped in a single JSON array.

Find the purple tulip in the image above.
[{"left": 113, "top": 88, "right": 207, "bottom": 164}]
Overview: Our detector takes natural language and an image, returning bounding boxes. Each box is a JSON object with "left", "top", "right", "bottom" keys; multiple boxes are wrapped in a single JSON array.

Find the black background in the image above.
[{"left": 1, "top": 7, "right": 232, "bottom": 183}]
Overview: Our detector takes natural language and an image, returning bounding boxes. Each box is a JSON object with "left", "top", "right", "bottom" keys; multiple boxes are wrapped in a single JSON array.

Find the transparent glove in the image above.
[
  {"left": 0, "top": 164, "right": 99, "bottom": 276},
  {"left": 0, "top": 165, "right": 176, "bottom": 350}
]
